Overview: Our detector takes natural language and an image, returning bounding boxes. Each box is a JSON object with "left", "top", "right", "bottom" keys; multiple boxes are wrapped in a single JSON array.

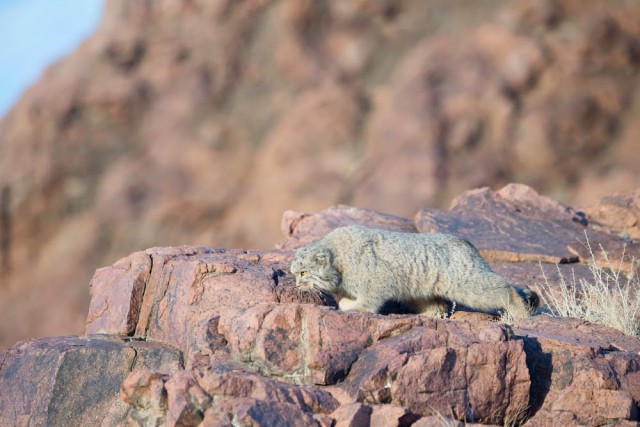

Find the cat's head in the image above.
[{"left": 290, "top": 243, "right": 341, "bottom": 294}]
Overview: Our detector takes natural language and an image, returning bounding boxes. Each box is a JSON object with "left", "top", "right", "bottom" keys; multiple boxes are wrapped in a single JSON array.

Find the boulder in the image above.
[
  {"left": 515, "top": 316, "right": 640, "bottom": 426},
  {"left": 415, "top": 184, "right": 640, "bottom": 271},
  {"left": 86, "top": 250, "right": 152, "bottom": 336},
  {"left": 278, "top": 205, "right": 416, "bottom": 250},
  {"left": 0, "top": 335, "right": 182, "bottom": 426},
  {"left": 342, "top": 321, "right": 530, "bottom": 424},
  {"left": 80, "top": 234, "right": 536, "bottom": 425},
  {"left": 4, "top": 183, "right": 640, "bottom": 426},
  {"left": 369, "top": 404, "right": 420, "bottom": 427},
  {"left": 330, "top": 403, "right": 372, "bottom": 427},
  {"left": 218, "top": 303, "right": 426, "bottom": 385},
  {"left": 122, "top": 365, "right": 339, "bottom": 426},
  {"left": 586, "top": 189, "right": 640, "bottom": 239},
  {"left": 2, "top": 0, "right": 640, "bottom": 352},
  {"left": 85, "top": 246, "right": 334, "bottom": 364}
]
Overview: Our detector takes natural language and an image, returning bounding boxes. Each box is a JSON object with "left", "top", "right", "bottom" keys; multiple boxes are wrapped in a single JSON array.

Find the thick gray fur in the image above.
[{"left": 290, "top": 225, "right": 539, "bottom": 319}]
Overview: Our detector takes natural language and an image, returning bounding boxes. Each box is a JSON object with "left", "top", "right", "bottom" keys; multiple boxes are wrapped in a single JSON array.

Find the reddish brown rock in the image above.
[
  {"left": 278, "top": 206, "right": 416, "bottom": 250},
  {"left": 15, "top": 221, "right": 640, "bottom": 427},
  {"left": 415, "top": 184, "right": 640, "bottom": 270},
  {"left": 218, "top": 303, "right": 426, "bottom": 385},
  {"left": 86, "top": 251, "right": 151, "bottom": 335},
  {"left": 516, "top": 313, "right": 640, "bottom": 354},
  {"left": 165, "top": 370, "right": 212, "bottom": 427},
  {"left": 80, "top": 239, "right": 543, "bottom": 425},
  {"left": 0, "top": 335, "right": 182, "bottom": 426},
  {"left": 123, "top": 366, "right": 339, "bottom": 426},
  {"left": 331, "top": 402, "right": 372, "bottom": 427},
  {"left": 515, "top": 316, "right": 640, "bottom": 426},
  {"left": 121, "top": 370, "right": 172, "bottom": 426},
  {"left": 586, "top": 189, "right": 640, "bottom": 239},
  {"left": 411, "top": 416, "right": 464, "bottom": 427},
  {"left": 369, "top": 404, "right": 419, "bottom": 427},
  {"left": 78, "top": 190, "right": 640, "bottom": 426},
  {"left": 85, "top": 246, "right": 334, "bottom": 363},
  {"left": 411, "top": 417, "right": 488, "bottom": 427},
  {"left": 343, "top": 321, "right": 530, "bottom": 425},
  {"left": 2, "top": 0, "right": 640, "bottom": 352},
  {"left": 197, "top": 368, "right": 339, "bottom": 415},
  {"left": 489, "top": 261, "right": 594, "bottom": 291},
  {"left": 220, "top": 398, "right": 321, "bottom": 427},
  {"left": 415, "top": 184, "right": 581, "bottom": 264}
]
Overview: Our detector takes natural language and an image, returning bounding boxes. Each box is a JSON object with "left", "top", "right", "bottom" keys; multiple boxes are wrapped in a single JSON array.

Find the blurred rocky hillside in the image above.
[{"left": 0, "top": 0, "right": 639, "bottom": 348}]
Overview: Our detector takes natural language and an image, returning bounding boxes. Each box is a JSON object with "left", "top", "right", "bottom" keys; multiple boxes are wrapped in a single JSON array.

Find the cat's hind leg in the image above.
[{"left": 416, "top": 298, "right": 451, "bottom": 318}]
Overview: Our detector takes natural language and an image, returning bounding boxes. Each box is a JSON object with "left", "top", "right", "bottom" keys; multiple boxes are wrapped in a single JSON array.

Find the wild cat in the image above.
[{"left": 290, "top": 225, "right": 538, "bottom": 319}]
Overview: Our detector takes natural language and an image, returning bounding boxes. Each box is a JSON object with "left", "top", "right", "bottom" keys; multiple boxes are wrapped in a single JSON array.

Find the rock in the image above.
[
  {"left": 85, "top": 246, "right": 334, "bottom": 364},
  {"left": 217, "top": 303, "right": 426, "bottom": 385},
  {"left": 121, "top": 370, "right": 172, "bottom": 426},
  {"left": 123, "top": 365, "right": 339, "bottom": 426},
  {"left": 411, "top": 416, "right": 464, "bottom": 427},
  {"left": 411, "top": 417, "right": 488, "bottom": 427},
  {"left": 165, "top": 370, "right": 212, "bottom": 427},
  {"left": 2, "top": 0, "right": 640, "bottom": 351},
  {"left": 331, "top": 402, "right": 372, "bottom": 427},
  {"left": 514, "top": 316, "right": 640, "bottom": 426},
  {"left": 415, "top": 184, "right": 579, "bottom": 264},
  {"left": 211, "top": 398, "right": 321, "bottom": 427},
  {"left": 197, "top": 368, "right": 340, "bottom": 415},
  {"left": 82, "top": 239, "right": 541, "bottom": 426},
  {"left": 87, "top": 250, "right": 151, "bottom": 335},
  {"left": 489, "top": 261, "right": 594, "bottom": 291},
  {"left": 79, "top": 189, "right": 640, "bottom": 425},
  {"left": 515, "top": 314, "right": 640, "bottom": 354},
  {"left": 9, "top": 190, "right": 640, "bottom": 426},
  {"left": 415, "top": 184, "right": 640, "bottom": 271},
  {"left": 278, "top": 206, "right": 416, "bottom": 250},
  {"left": 342, "top": 321, "right": 531, "bottom": 425},
  {"left": 489, "top": 261, "right": 596, "bottom": 306},
  {"left": 586, "top": 189, "right": 640, "bottom": 239},
  {"left": 369, "top": 404, "right": 420, "bottom": 427},
  {"left": 0, "top": 335, "right": 182, "bottom": 426}
]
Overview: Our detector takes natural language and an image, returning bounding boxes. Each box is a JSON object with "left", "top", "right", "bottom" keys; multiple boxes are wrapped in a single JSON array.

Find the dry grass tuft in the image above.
[{"left": 535, "top": 234, "right": 640, "bottom": 337}]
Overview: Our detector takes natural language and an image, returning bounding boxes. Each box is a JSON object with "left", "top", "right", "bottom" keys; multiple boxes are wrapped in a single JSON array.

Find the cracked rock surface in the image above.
[{"left": 2, "top": 184, "right": 640, "bottom": 426}]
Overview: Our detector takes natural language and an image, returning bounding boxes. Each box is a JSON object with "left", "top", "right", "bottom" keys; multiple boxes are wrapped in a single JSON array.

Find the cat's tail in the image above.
[
  {"left": 517, "top": 287, "right": 540, "bottom": 311},
  {"left": 507, "top": 287, "right": 540, "bottom": 320}
]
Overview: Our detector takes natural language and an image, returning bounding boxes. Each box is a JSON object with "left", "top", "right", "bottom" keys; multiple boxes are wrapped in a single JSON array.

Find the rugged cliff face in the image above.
[
  {"left": 1, "top": 184, "right": 640, "bottom": 426},
  {"left": 0, "top": 0, "right": 639, "bottom": 348}
]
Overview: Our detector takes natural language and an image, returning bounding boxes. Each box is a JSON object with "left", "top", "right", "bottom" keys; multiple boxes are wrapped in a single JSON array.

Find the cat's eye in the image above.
[{"left": 300, "top": 271, "right": 308, "bottom": 277}]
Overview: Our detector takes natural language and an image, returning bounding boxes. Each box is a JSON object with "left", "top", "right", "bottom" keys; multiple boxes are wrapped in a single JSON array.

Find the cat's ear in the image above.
[{"left": 313, "top": 248, "right": 331, "bottom": 266}]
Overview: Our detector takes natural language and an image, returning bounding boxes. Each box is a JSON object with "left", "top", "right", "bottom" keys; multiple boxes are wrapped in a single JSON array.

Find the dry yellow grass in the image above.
[{"left": 535, "top": 234, "right": 640, "bottom": 337}]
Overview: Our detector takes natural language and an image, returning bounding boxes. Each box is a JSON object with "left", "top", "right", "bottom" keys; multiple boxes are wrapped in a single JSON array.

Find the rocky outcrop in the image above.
[
  {"left": 121, "top": 368, "right": 340, "bottom": 426},
  {"left": 342, "top": 320, "right": 530, "bottom": 422},
  {"left": 415, "top": 184, "right": 640, "bottom": 271},
  {"left": 515, "top": 316, "right": 640, "bottom": 426},
  {"left": 86, "top": 246, "right": 334, "bottom": 363},
  {"left": 2, "top": 184, "right": 639, "bottom": 426},
  {"left": 278, "top": 205, "right": 416, "bottom": 250},
  {"left": 0, "top": 335, "right": 182, "bottom": 426},
  {"left": 2, "top": 0, "right": 640, "bottom": 350},
  {"left": 586, "top": 189, "right": 640, "bottom": 239}
]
